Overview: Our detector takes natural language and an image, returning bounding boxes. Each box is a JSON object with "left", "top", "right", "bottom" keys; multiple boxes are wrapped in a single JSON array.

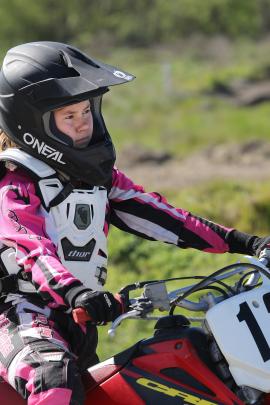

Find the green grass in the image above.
[
  {"left": 100, "top": 39, "right": 270, "bottom": 158},
  {"left": 105, "top": 90, "right": 270, "bottom": 159}
]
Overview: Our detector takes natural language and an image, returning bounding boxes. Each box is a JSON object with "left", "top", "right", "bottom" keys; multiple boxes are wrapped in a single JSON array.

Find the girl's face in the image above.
[{"left": 53, "top": 100, "right": 93, "bottom": 148}]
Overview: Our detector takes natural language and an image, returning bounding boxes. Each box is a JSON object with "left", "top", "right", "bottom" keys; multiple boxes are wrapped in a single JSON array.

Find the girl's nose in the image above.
[{"left": 77, "top": 117, "right": 90, "bottom": 132}]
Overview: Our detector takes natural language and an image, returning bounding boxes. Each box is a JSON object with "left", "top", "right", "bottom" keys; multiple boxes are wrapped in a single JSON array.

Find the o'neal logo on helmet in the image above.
[
  {"left": 23, "top": 133, "right": 66, "bottom": 164},
  {"left": 113, "top": 70, "right": 133, "bottom": 81}
]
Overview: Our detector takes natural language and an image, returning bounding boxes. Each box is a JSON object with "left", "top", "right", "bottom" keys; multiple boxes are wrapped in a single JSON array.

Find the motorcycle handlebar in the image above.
[
  {"left": 106, "top": 299, "right": 211, "bottom": 337},
  {"left": 259, "top": 257, "right": 269, "bottom": 267},
  {"left": 73, "top": 257, "right": 269, "bottom": 329}
]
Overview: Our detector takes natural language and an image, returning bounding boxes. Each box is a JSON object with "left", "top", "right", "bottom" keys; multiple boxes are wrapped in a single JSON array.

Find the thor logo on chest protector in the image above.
[{"left": 61, "top": 238, "right": 96, "bottom": 261}]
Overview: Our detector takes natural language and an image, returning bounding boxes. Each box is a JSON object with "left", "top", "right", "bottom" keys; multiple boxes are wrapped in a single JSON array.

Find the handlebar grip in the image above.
[
  {"left": 259, "top": 257, "right": 269, "bottom": 266},
  {"left": 72, "top": 308, "right": 92, "bottom": 324}
]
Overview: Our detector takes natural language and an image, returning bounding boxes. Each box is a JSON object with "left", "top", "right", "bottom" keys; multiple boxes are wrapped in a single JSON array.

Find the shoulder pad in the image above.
[{"left": 0, "top": 148, "right": 56, "bottom": 179}]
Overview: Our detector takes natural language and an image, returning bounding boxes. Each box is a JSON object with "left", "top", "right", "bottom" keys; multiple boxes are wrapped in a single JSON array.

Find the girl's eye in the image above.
[
  {"left": 83, "top": 108, "right": 91, "bottom": 115},
  {"left": 64, "top": 115, "right": 73, "bottom": 120}
]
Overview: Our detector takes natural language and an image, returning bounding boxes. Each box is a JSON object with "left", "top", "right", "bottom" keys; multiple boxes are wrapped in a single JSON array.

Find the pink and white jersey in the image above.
[{"left": 0, "top": 150, "right": 234, "bottom": 310}]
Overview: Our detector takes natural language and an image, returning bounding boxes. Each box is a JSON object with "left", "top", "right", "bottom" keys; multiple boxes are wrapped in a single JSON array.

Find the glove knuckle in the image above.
[{"left": 74, "top": 289, "right": 122, "bottom": 323}]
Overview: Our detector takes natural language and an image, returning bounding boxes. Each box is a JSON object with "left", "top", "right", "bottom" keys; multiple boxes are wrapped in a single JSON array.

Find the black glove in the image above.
[
  {"left": 252, "top": 236, "right": 270, "bottom": 268},
  {"left": 227, "top": 230, "right": 270, "bottom": 257},
  {"left": 254, "top": 236, "right": 270, "bottom": 257},
  {"left": 74, "top": 290, "right": 124, "bottom": 324}
]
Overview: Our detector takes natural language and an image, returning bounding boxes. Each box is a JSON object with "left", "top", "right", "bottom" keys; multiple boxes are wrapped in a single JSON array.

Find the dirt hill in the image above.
[{"left": 117, "top": 140, "right": 270, "bottom": 190}]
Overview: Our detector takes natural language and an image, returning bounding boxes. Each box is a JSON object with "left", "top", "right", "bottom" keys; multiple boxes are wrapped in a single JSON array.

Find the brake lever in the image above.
[
  {"left": 246, "top": 255, "right": 270, "bottom": 282},
  {"left": 108, "top": 310, "right": 141, "bottom": 337},
  {"left": 108, "top": 297, "right": 155, "bottom": 338}
]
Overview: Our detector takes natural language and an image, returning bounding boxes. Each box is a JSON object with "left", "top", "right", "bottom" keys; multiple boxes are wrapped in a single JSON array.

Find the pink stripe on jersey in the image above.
[
  {"left": 111, "top": 168, "right": 188, "bottom": 221},
  {"left": 184, "top": 215, "right": 230, "bottom": 253},
  {"left": 15, "top": 361, "right": 34, "bottom": 382},
  {"left": 111, "top": 167, "right": 144, "bottom": 193},
  {"left": 103, "top": 221, "right": 109, "bottom": 236},
  {"left": 27, "top": 388, "right": 72, "bottom": 404}
]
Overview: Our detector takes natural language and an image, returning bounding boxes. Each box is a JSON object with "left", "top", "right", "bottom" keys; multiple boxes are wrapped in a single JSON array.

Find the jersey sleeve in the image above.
[
  {"left": 0, "top": 170, "right": 84, "bottom": 308},
  {"left": 109, "top": 167, "right": 235, "bottom": 254}
]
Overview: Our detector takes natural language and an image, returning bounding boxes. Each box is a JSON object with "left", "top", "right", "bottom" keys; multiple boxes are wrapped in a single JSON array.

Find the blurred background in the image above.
[{"left": 2, "top": 0, "right": 270, "bottom": 358}]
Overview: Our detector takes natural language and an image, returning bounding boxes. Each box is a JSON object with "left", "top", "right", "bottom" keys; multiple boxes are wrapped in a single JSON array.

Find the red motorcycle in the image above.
[{"left": 2, "top": 256, "right": 270, "bottom": 404}]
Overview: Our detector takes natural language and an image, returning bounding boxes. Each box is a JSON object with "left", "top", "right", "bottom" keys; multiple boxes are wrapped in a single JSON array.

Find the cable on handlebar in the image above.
[
  {"left": 119, "top": 274, "right": 234, "bottom": 296},
  {"left": 169, "top": 262, "right": 266, "bottom": 315},
  {"left": 210, "top": 279, "right": 235, "bottom": 295},
  {"left": 235, "top": 270, "right": 260, "bottom": 293},
  {"left": 190, "top": 285, "right": 230, "bottom": 298},
  {"left": 169, "top": 285, "right": 230, "bottom": 315}
]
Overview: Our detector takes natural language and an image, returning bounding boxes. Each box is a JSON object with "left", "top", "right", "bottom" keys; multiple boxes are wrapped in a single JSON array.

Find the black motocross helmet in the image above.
[{"left": 0, "top": 41, "right": 135, "bottom": 186}]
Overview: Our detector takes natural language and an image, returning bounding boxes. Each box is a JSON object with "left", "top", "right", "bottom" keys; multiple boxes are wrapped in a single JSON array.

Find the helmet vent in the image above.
[
  {"left": 59, "top": 51, "right": 73, "bottom": 68},
  {"left": 66, "top": 46, "right": 100, "bottom": 68}
]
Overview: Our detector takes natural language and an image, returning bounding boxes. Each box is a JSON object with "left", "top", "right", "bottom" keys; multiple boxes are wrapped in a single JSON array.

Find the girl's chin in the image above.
[{"left": 74, "top": 136, "right": 92, "bottom": 149}]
